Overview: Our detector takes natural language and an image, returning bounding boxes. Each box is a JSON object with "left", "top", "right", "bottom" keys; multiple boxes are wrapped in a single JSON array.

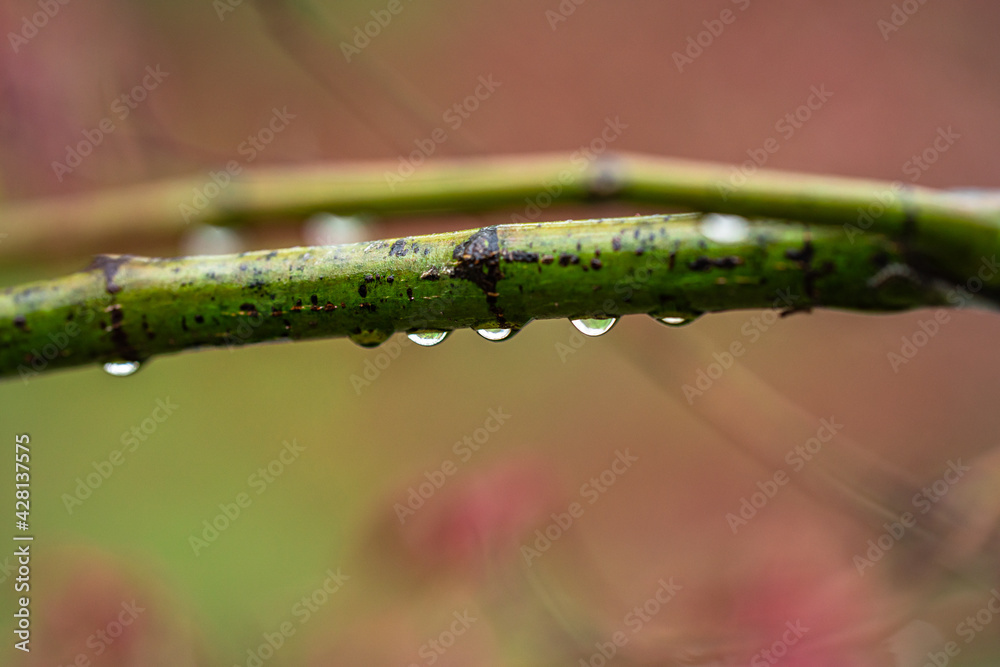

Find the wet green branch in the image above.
[{"left": 0, "top": 213, "right": 981, "bottom": 380}]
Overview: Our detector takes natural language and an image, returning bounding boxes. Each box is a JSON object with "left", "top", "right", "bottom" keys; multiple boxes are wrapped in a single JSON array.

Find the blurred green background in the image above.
[{"left": 2, "top": 1, "right": 1000, "bottom": 665}]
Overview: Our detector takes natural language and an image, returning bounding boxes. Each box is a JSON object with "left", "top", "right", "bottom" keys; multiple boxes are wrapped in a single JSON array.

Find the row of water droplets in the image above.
[
  {"left": 102, "top": 314, "right": 699, "bottom": 374},
  {"left": 404, "top": 312, "right": 697, "bottom": 348}
]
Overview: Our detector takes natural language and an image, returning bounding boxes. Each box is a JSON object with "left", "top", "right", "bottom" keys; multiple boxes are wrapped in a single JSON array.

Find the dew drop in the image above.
[
  {"left": 476, "top": 328, "right": 513, "bottom": 342},
  {"left": 407, "top": 330, "right": 451, "bottom": 347},
  {"left": 103, "top": 360, "right": 141, "bottom": 377},
  {"left": 348, "top": 330, "right": 392, "bottom": 348},
  {"left": 655, "top": 314, "right": 698, "bottom": 327},
  {"left": 570, "top": 317, "right": 617, "bottom": 337},
  {"left": 180, "top": 225, "right": 243, "bottom": 256},
  {"left": 303, "top": 213, "right": 368, "bottom": 246},
  {"left": 699, "top": 213, "right": 750, "bottom": 244}
]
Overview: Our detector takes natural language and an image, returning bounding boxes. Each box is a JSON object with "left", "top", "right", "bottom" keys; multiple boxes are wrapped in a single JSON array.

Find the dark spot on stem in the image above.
[
  {"left": 406, "top": 287, "right": 414, "bottom": 301},
  {"left": 558, "top": 253, "right": 580, "bottom": 267},
  {"left": 13, "top": 315, "right": 27, "bottom": 331},
  {"left": 86, "top": 255, "right": 130, "bottom": 294},
  {"left": 612, "top": 237, "right": 622, "bottom": 251},
  {"left": 389, "top": 239, "right": 408, "bottom": 257},
  {"left": 785, "top": 241, "right": 814, "bottom": 265},
  {"left": 451, "top": 226, "right": 506, "bottom": 325},
  {"left": 590, "top": 258, "right": 603, "bottom": 270},
  {"left": 105, "top": 303, "right": 138, "bottom": 361},
  {"left": 194, "top": 315, "right": 205, "bottom": 324},
  {"left": 688, "top": 256, "right": 744, "bottom": 271},
  {"left": 358, "top": 284, "right": 368, "bottom": 298},
  {"left": 785, "top": 239, "right": 820, "bottom": 299},
  {"left": 504, "top": 250, "right": 540, "bottom": 263}
]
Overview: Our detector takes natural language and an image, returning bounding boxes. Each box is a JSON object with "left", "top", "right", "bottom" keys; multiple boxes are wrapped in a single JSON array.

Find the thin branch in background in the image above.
[{"left": 3, "top": 152, "right": 999, "bottom": 266}]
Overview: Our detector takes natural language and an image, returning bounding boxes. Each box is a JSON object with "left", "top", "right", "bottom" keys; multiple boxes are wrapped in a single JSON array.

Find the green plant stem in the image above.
[
  {"left": 4, "top": 153, "right": 999, "bottom": 280},
  {"left": 0, "top": 214, "right": 957, "bottom": 380}
]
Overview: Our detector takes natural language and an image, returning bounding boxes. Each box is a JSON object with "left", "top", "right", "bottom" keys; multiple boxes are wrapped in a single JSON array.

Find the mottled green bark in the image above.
[{"left": 0, "top": 214, "right": 962, "bottom": 380}]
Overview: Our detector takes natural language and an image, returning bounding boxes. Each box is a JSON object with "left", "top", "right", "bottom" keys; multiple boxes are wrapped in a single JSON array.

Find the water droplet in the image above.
[
  {"left": 407, "top": 330, "right": 451, "bottom": 347},
  {"left": 654, "top": 314, "right": 698, "bottom": 327},
  {"left": 476, "top": 327, "right": 513, "bottom": 342},
  {"left": 699, "top": 213, "right": 749, "bottom": 244},
  {"left": 103, "top": 360, "right": 141, "bottom": 377},
  {"left": 180, "top": 225, "right": 243, "bottom": 256},
  {"left": 348, "top": 330, "right": 392, "bottom": 348},
  {"left": 303, "top": 213, "right": 368, "bottom": 246},
  {"left": 571, "top": 317, "right": 617, "bottom": 337}
]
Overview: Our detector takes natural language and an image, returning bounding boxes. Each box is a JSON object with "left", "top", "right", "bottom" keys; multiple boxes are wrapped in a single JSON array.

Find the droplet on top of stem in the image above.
[{"left": 699, "top": 213, "right": 750, "bottom": 244}]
